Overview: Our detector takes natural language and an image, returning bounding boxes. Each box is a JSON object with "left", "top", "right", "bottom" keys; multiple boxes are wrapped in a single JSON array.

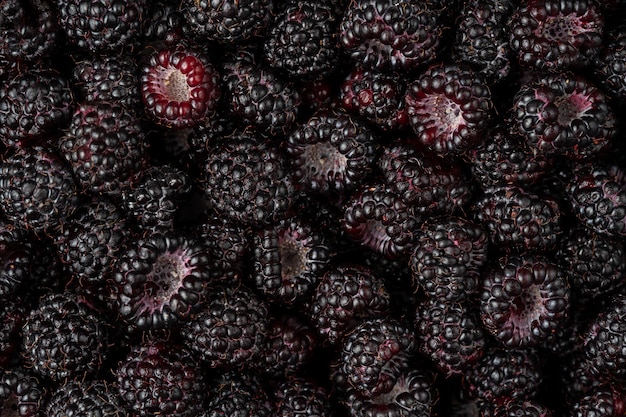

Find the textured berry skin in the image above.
[
  {"left": 205, "top": 371, "right": 273, "bottom": 417},
  {"left": 183, "top": 0, "right": 273, "bottom": 43},
  {"left": 480, "top": 255, "right": 570, "bottom": 348},
  {"left": 275, "top": 377, "right": 332, "bottom": 417},
  {"left": 416, "top": 298, "right": 487, "bottom": 377},
  {"left": 182, "top": 284, "right": 269, "bottom": 370},
  {"left": 464, "top": 348, "right": 543, "bottom": 402},
  {"left": 0, "top": 69, "right": 72, "bottom": 148},
  {"left": 310, "top": 264, "right": 390, "bottom": 345},
  {"left": 0, "top": 298, "right": 27, "bottom": 368},
  {"left": 492, "top": 399, "right": 554, "bottom": 417},
  {"left": 0, "top": 368, "right": 46, "bottom": 417},
  {"left": 21, "top": 292, "right": 109, "bottom": 382},
  {"left": 556, "top": 226, "right": 626, "bottom": 300},
  {"left": 339, "top": 0, "right": 443, "bottom": 72},
  {"left": 345, "top": 369, "right": 438, "bottom": 417},
  {"left": 141, "top": 45, "right": 221, "bottom": 129},
  {"left": 340, "top": 318, "right": 416, "bottom": 397},
  {"left": 452, "top": 0, "right": 515, "bottom": 83},
  {"left": 594, "top": 25, "right": 626, "bottom": 106},
  {"left": 72, "top": 55, "right": 141, "bottom": 109},
  {"left": 263, "top": 0, "right": 339, "bottom": 79},
  {"left": 45, "top": 380, "right": 126, "bottom": 417},
  {"left": 410, "top": 216, "right": 488, "bottom": 302},
  {"left": 223, "top": 52, "right": 302, "bottom": 137},
  {"left": 405, "top": 63, "right": 493, "bottom": 155},
  {"left": 339, "top": 67, "right": 409, "bottom": 131},
  {"left": 571, "top": 383, "right": 625, "bottom": 417},
  {"left": 252, "top": 218, "right": 331, "bottom": 306},
  {"left": 59, "top": 101, "right": 148, "bottom": 197},
  {"left": 509, "top": 72, "right": 617, "bottom": 160},
  {"left": 467, "top": 126, "right": 552, "bottom": 188},
  {"left": 0, "top": 241, "right": 33, "bottom": 300},
  {"left": 509, "top": 0, "right": 604, "bottom": 72},
  {"left": 567, "top": 163, "right": 626, "bottom": 238},
  {"left": 195, "top": 216, "right": 250, "bottom": 284},
  {"left": 286, "top": 108, "right": 378, "bottom": 195},
  {"left": 121, "top": 164, "right": 191, "bottom": 232},
  {"left": 112, "top": 233, "right": 210, "bottom": 331},
  {"left": 55, "top": 0, "right": 145, "bottom": 52},
  {"left": 55, "top": 197, "right": 130, "bottom": 288},
  {"left": 203, "top": 130, "right": 295, "bottom": 226},
  {"left": 473, "top": 185, "right": 562, "bottom": 253},
  {"left": 343, "top": 183, "right": 420, "bottom": 259},
  {"left": 0, "top": 0, "right": 59, "bottom": 68},
  {"left": 141, "top": 0, "right": 187, "bottom": 45},
  {"left": 379, "top": 142, "right": 473, "bottom": 217},
  {"left": 583, "top": 294, "right": 626, "bottom": 380},
  {"left": 261, "top": 314, "right": 317, "bottom": 378},
  {"left": 115, "top": 341, "right": 206, "bottom": 417},
  {"left": 0, "top": 147, "right": 79, "bottom": 233}
]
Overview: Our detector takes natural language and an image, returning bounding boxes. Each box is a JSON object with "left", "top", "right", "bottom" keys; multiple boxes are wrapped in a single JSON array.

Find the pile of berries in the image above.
[{"left": 1, "top": 0, "right": 626, "bottom": 416}]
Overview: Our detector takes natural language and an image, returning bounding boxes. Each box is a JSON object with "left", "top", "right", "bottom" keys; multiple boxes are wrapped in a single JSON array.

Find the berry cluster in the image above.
[{"left": 1, "top": 1, "right": 626, "bottom": 416}]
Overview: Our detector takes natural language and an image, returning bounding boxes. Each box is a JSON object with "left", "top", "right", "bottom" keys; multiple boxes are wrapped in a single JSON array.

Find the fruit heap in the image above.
[{"left": 1, "top": 0, "right": 626, "bottom": 416}]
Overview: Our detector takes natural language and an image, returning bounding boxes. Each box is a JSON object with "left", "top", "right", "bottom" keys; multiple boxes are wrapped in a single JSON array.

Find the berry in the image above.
[
  {"left": 141, "top": 45, "right": 221, "bottom": 129},
  {"left": 405, "top": 63, "right": 493, "bottom": 155},
  {"left": 508, "top": 72, "right": 617, "bottom": 160},
  {"left": 343, "top": 183, "right": 420, "bottom": 259},
  {"left": 0, "top": 298, "right": 27, "bottom": 368},
  {"left": 566, "top": 162, "right": 626, "bottom": 238},
  {"left": 45, "top": 380, "right": 126, "bottom": 417},
  {"left": 202, "top": 130, "right": 295, "bottom": 226},
  {"left": 261, "top": 314, "right": 317, "bottom": 378},
  {"left": 339, "top": 317, "right": 416, "bottom": 397},
  {"left": 21, "top": 291, "right": 109, "bottom": 382},
  {"left": 339, "top": 67, "right": 409, "bottom": 131},
  {"left": 286, "top": 108, "right": 378, "bottom": 195},
  {"left": 473, "top": 185, "right": 562, "bottom": 253},
  {"left": 115, "top": 341, "right": 206, "bottom": 417},
  {"left": 479, "top": 255, "right": 570, "bottom": 348},
  {"left": 339, "top": 0, "right": 444, "bottom": 72},
  {"left": 111, "top": 232, "right": 210, "bottom": 331},
  {"left": 416, "top": 298, "right": 487, "bottom": 377},
  {"left": 183, "top": 0, "right": 273, "bottom": 44},
  {"left": 251, "top": 217, "right": 332, "bottom": 306},
  {"left": 59, "top": 101, "right": 149, "bottom": 197},
  {"left": 509, "top": 0, "right": 604, "bottom": 72},
  {"left": 55, "top": 0, "right": 146, "bottom": 52},
  {"left": 204, "top": 370, "right": 274, "bottom": 417},
  {"left": 223, "top": 51, "right": 302, "bottom": 137},
  {"left": 0, "top": 367, "right": 46, "bottom": 417},
  {"left": 310, "top": 264, "right": 391, "bottom": 345},
  {"left": 181, "top": 284, "right": 269, "bottom": 370},
  {"left": 379, "top": 142, "right": 473, "bottom": 217},
  {"left": 263, "top": 0, "right": 339, "bottom": 80},
  {"left": 275, "top": 377, "right": 332, "bottom": 417},
  {"left": 0, "top": 147, "right": 79, "bottom": 234},
  {"left": 410, "top": 216, "right": 488, "bottom": 302},
  {"left": 593, "top": 24, "right": 626, "bottom": 106},
  {"left": 0, "top": 68, "right": 72, "bottom": 148}
]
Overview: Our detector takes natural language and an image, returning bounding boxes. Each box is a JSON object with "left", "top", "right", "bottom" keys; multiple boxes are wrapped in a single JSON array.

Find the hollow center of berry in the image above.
[
  {"left": 555, "top": 93, "right": 593, "bottom": 125},
  {"left": 148, "top": 249, "right": 191, "bottom": 307},
  {"left": 414, "top": 94, "right": 463, "bottom": 142},
  {"left": 510, "top": 284, "right": 544, "bottom": 330},
  {"left": 540, "top": 15, "right": 587, "bottom": 43},
  {"left": 301, "top": 143, "right": 347, "bottom": 188},
  {"left": 165, "top": 70, "right": 191, "bottom": 102},
  {"left": 279, "top": 237, "right": 307, "bottom": 280}
]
